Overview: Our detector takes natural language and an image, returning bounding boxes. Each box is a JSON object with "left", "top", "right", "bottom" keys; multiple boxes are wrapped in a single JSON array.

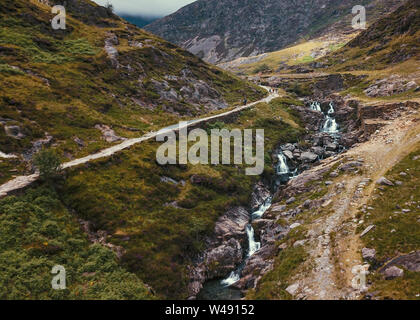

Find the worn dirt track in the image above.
[
  {"left": 292, "top": 109, "right": 420, "bottom": 300},
  {"left": 0, "top": 88, "right": 278, "bottom": 197}
]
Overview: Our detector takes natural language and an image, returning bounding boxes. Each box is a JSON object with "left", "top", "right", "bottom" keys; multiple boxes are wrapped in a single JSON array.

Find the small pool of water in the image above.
[{"left": 197, "top": 280, "right": 243, "bottom": 300}]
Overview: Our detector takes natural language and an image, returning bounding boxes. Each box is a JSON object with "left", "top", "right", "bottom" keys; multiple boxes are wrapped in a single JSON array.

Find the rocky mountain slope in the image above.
[
  {"left": 0, "top": 0, "right": 418, "bottom": 301},
  {"left": 0, "top": 0, "right": 265, "bottom": 184},
  {"left": 145, "top": 0, "right": 406, "bottom": 64},
  {"left": 216, "top": 0, "right": 419, "bottom": 300},
  {"left": 323, "top": 0, "right": 420, "bottom": 71},
  {"left": 0, "top": 0, "right": 267, "bottom": 299}
]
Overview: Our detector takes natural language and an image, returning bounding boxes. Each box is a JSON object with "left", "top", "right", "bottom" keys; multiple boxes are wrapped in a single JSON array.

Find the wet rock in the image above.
[
  {"left": 258, "top": 219, "right": 288, "bottom": 244},
  {"left": 300, "top": 152, "right": 318, "bottom": 163},
  {"left": 383, "top": 266, "right": 404, "bottom": 280},
  {"left": 250, "top": 182, "right": 271, "bottom": 211},
  {"left": 376, "top": 177, "right": 394, "bottom": 186},
  {"left": 276, "top": 163, "right": 332, "bottom": 199},
  {"left": 204, "top": 238, "right": 243, "bottom": 279},
  {"left": 187, "top": 206, "right": 250, "bottom": 297},
  {"left": 282, "top": 143, "right": 295, "bottom": 152},
  {"left": 234, "top": 244, "right": 276, "bottom": 290},
  {"left": 325, "top": 142, "right": 338, "bottom": 151},
  {"left": 291, "top": 105, "right": 325, "bottom": 132},
  {"left": 214, "top": 207, "right": 249, "bottom": 241},
  {"left": 283, "top": 150, "right": 294, "bottom": 160},
  {"left": 311, "top": 146, "right": 325, "bottom": 156},
  {"left": 312, "top": 132, "right": 334, "bottom": 147}
]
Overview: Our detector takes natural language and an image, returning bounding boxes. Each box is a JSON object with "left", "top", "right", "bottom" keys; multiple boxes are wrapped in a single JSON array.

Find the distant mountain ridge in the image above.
[
  {"left": 120, "top": 15, "right": 159, "bottom": 28},
  {"left": 145, "top": 0, "right": 407, "bottom": 64}
]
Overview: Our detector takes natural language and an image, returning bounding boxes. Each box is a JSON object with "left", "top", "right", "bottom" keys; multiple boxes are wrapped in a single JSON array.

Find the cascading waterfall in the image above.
[
  {"left": 310, "top": 101, "right": 322, "bottom": 112},
  {"left": 246, "top": 224, "right": 261, "bottom": 257},
  {"left": 322, "top": 102, "right": 339, "bottom": 134},
  {"left": 220, "top": 197, "right": 272, "bottom": 287},
  {"left": 212, "top": 100, "right": 343, "bottom": 296},
  {"left": 220, "top": 271, "right": 240, "bottom": 287},
  {"left": 252, "top": 198, "right": 273, "bottom": 220},
  {"left": 277, "top": 152, "right": 289, "bottom": 174},
  {"left": 220, "top": 101, "right": 341, "bottom": 290}
]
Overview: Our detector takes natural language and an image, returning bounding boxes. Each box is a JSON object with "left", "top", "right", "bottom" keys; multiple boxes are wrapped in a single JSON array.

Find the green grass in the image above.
[
  {"left": 246, "top": 246, "right": 307, "bottom": 300},
  {"left": 358, "top": 146, "right": 420, "bottom": 299},
  {"left": 296, "top": 55, "right": 315, "bottom": 64},
  {"left": 0, "top": 64, "right": 24, "bottom": 75},
  {"left": 49, "top": 97, "right": 306, "bottom": 299},
  {"left": 0, "top": 0, "right": 312, "bottom": 300},
  {"left": 0, "top": 0, "right": 265, "bottom": 163},
  {"left": 0, "top": 186, "right": 153, "bottom": 300}
]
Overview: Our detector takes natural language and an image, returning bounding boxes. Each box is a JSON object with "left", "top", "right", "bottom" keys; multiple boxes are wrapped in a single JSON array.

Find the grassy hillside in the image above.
[
  {"left": 0, "top": 186, "right": 154, "bottom": 299},
  {"left": 358, "top": 146, "right": 420, "bottom": 300},
  {"left": 220, "top": 35, "right": 354, "bottom": 76},
  {"left": 0, "top": 0, "right": 265, "bottom": 182},
  {"left": 55, "top": 97, "right": 305, "bottom": 298},
  {"left": 0, "top": 96, "right": 305, "bottom": 299},
  {"left": 323, "top": 0, "right": 420, "bottom": 72}
]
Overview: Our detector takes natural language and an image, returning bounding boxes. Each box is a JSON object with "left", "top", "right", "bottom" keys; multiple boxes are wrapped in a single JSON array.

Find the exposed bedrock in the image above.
[
  {"left": 187, "top": 206, "right": 251, "bottom": 298},
  {"left": 187, "top": 92, "right": 419, "bottom": 298}
]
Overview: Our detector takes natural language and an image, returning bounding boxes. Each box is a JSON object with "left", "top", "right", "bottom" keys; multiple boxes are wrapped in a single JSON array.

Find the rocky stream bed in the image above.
[{"left": 189, "top": 95, "right": 362, "bottom": 300}]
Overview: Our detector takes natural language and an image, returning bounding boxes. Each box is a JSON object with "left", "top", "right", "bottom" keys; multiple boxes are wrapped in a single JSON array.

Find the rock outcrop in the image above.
[
  {"left": 187, "top": 206, "right": 250, "bottom": 298},
  {"left": 364, "top": 76, "right": 418, "bottom": 97},
  {"left": 145, "top": 0, "right": 405, "bottom": 64}
]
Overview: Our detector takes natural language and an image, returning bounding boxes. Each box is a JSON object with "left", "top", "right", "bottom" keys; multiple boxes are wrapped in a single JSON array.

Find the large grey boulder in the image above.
[
  {"left": 384, "top": 251, "right": 420, "bottom": 272},
  {"left": 383, "top": 266, "right": 404, "bottom": 280},
  {"left": 250, "top": 183, "right": 271, "bottom": 211},
  {"left": 214, "top": 207, "right": 249, "bottom": 241},
  {"left": 283, "top": 150, "right": 294, "bottom": 160},
  {"left": 300, "top": 152, "right": 318, "bottom": 162},
  {"left": 362, "top": 248, "right": 376, "bottom": 262}
]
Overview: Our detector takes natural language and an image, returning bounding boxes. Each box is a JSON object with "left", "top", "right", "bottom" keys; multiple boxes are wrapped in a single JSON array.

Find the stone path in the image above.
[
  {"left": 291, "top": 109, "right": 420, "bottom": 300},
  {"left": 0, "top": 88, "right": 278, "bottom": 197}
]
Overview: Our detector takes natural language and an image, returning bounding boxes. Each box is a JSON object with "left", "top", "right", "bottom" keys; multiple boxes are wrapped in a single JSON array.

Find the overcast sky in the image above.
[{"left": 93, "top": 0, "right": 196, "bottom": 17}]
